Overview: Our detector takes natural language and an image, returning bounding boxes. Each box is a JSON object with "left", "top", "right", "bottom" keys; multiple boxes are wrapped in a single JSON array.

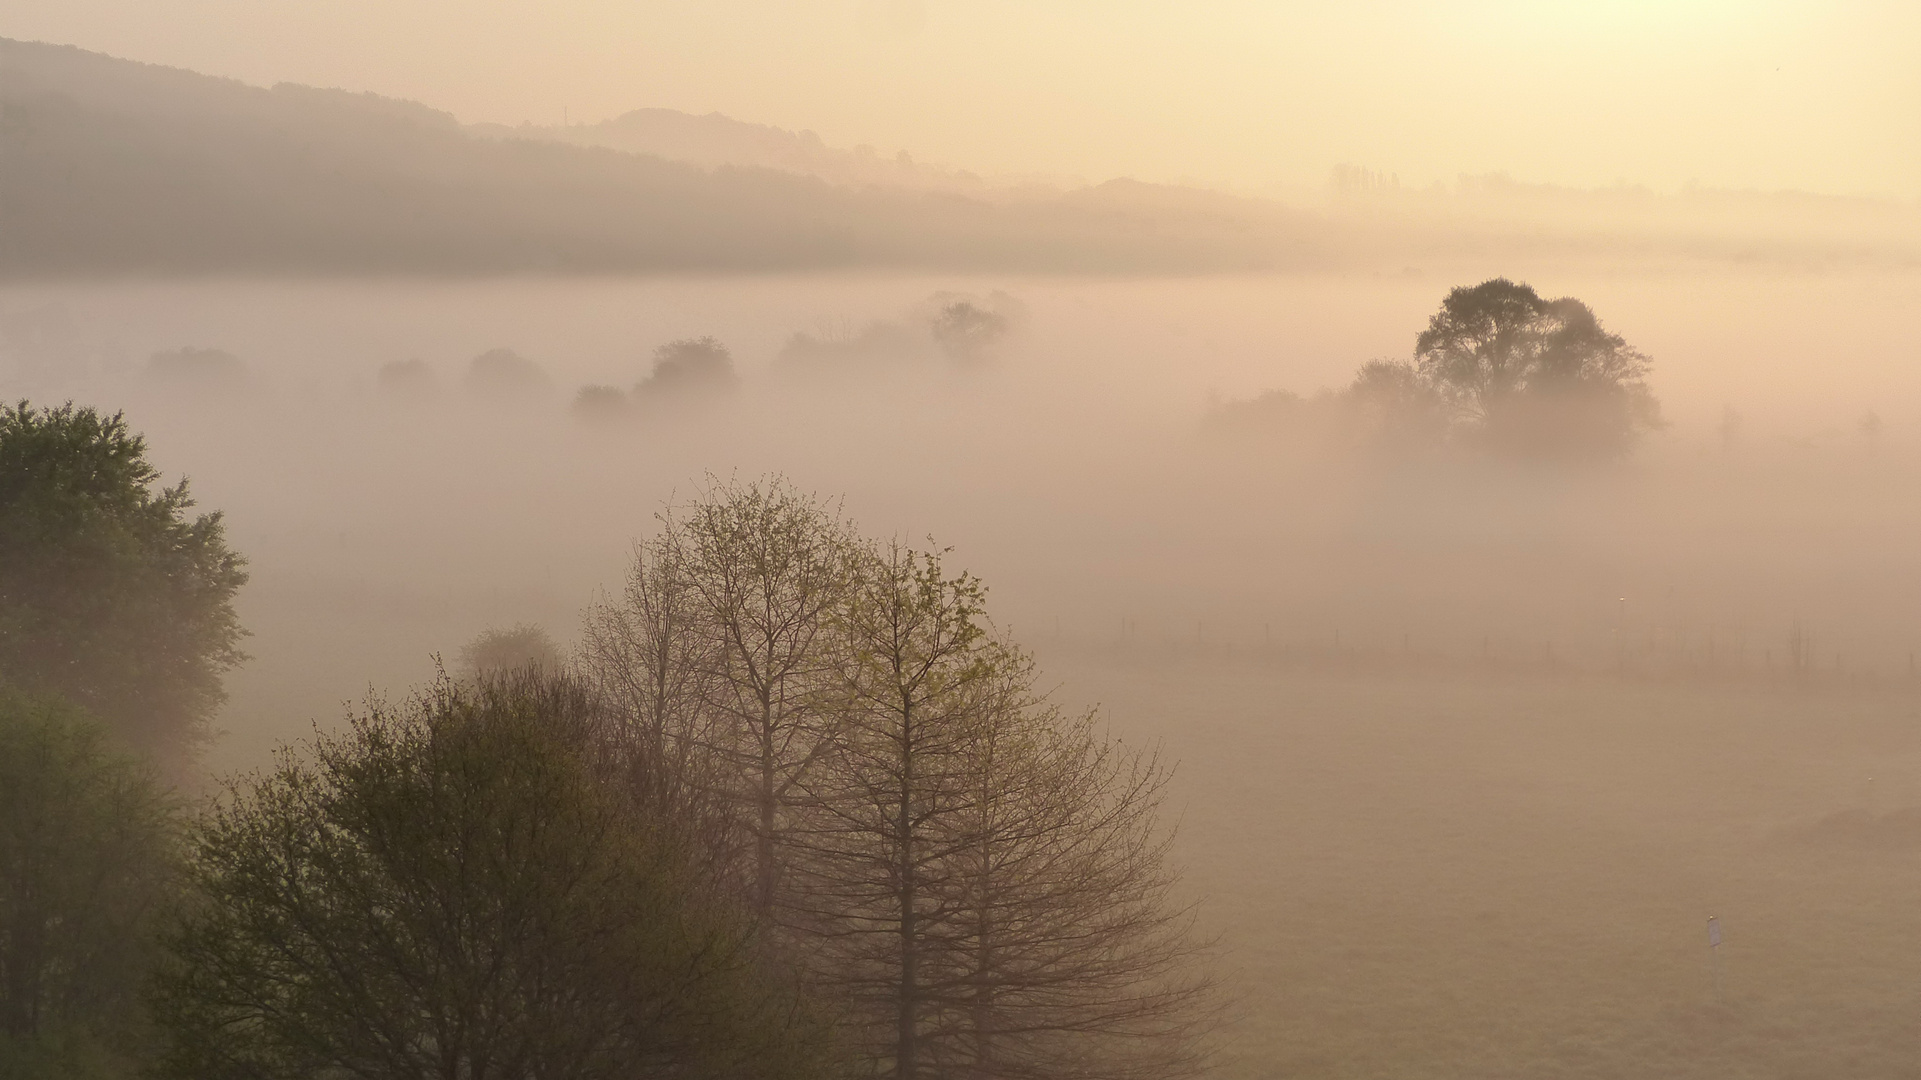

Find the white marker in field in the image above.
[{"left": 1707, "top": 915, "right": 1723, "bottom": 1002}]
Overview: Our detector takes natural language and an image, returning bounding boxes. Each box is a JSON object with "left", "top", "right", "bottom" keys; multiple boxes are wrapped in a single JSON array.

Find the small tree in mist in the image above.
[
  {"left": 456, "top": 622, "right": 562, "bottom": 678},
  {"left": 464, "top": 347, "right": 552, "bottom": 400},
  {"left": 578, "top": 535, "right": 733, "bottom": 864},
  {"left": 635, "top": 338, "right": 739, "bottom": 402},
  {"left": 0, "top": 691, "right": 178, "bottom": 1075},
  {"left": 930, "top": 302, "right": 1009, "bottom": 363},
  {"left": 0, "top": 401, "right": 248, "bottom": 768},
  {"left": 152, "top": 671, "right": 830, "bottom": 1080},
  {"left": 572, "top": 383, "right": 629, "bottom": 422},
  {"left": 143, "top": 348, "right": 247, "bottom": 396}
]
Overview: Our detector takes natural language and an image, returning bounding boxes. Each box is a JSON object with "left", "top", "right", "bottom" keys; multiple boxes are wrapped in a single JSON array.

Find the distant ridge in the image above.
[
  {"left": 2, "top": 39, "right": 1914, "bottom": 278},
  {"left": 0, "top": 39, "right": 1317, "bottom": 276},
  {"left": 470, "top": 109, "right": 1006, "bottom": 196}
]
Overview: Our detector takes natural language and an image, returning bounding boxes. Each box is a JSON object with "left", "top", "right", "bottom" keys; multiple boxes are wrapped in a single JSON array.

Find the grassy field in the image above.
[{"left": 1044, "top": 658, "right": 1921, "bottom": 1079}]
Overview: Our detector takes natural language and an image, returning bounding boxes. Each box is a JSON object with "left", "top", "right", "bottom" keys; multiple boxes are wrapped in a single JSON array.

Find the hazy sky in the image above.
[{"left": 5, "top": 1, "right": 1917, "bottom": 197}]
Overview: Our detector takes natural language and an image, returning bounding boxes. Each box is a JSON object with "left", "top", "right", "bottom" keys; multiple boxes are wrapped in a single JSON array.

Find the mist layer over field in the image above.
[{"left": 5, "top": 268, "right": 1921, "bottom": 1077}]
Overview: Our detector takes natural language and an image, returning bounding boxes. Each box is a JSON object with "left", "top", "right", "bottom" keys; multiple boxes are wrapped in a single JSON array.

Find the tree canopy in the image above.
[
  {"left": 152, "top": 670, "right": 828, "bottom": 1080},
  {"left": 0, "top": 402, "right": 248, "bottom": 765},
  {"left": 0, "top": 691, "right": 177, "bottom": 1074},
  {"left": 1411, "top": 278, "right": 1660, "bottom": 455}
]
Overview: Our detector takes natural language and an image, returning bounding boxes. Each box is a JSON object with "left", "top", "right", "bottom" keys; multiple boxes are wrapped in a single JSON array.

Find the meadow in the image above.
[{"left": 1055, "top": 657, "right": 1921, "bottom": 1080}]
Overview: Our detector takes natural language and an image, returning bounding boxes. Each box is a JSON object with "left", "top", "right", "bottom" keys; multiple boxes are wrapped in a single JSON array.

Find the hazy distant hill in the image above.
[
  {"left": 0, "top": 39, "right": 1318, "bottom": 276},
  {"left": 3, "top": 39, "right": 1914, "bottom": 278},
  {"left": 471, "top": 109, "right": 1006, "bottom": 197}
]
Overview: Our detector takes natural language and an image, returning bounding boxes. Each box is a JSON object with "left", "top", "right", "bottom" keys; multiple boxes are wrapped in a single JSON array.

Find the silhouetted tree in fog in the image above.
[
  {"left": 143, "top": 348, "right": 247, "bottom": 396},
  {"left": 635, "top": 337, "right": 740, "bottom": 403},
  {"left": 456, "top": 622, "right": 562, "bottom": 678},
  {"left": 1412, "top": 278, "right": 1659, "bottom": 455},
  {"left": 930, "top": 302, "right": 1009, "bottom": 363},
  {"left": 572, "top": 383, "right": 629, "bottom": 421},
  {"left": 1342, "top": 359, "right": 1448, "bottom": 451},
  {"left": 464, "top": 348, "right": 552, "bottom": 400}
]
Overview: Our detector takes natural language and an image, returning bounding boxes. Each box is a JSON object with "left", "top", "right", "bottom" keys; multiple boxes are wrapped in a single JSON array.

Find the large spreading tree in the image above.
[
  {"left": 0, "top": 402, "right": 248, "bottom": 765},
  {"left": 1408, "top": 278, "right": 1661, "bottom": 456}
]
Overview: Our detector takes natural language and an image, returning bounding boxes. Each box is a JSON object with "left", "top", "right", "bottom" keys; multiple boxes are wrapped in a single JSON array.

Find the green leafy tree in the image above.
[
  {"left": 0, "top": 402, "right": 248, "bottom": 765},
  {"left": 1411, "top": 278, "right": 1660, "bottom": 455},
  {"left": 0, "top": 691, "right": 178, "bottom": 1075},
  {"left": 152, "top": 670, "right": 830, "bottom": 1080}
]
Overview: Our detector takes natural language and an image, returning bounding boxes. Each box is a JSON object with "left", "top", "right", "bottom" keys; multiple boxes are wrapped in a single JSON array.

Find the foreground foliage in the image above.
[
  {"left": 0, "top": 401, "right": 248, "bottom": 767},
  {"left": 152, "top": 671, "right": 830, "bottom": 1080},
  {"left": 0, "top": 691, "right": 177, "bottom": 1076}
]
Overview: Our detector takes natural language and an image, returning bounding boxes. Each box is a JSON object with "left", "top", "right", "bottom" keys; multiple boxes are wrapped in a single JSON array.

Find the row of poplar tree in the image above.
[{"left": 0, "top": 402, "right": 1213, "bottom": 1080}]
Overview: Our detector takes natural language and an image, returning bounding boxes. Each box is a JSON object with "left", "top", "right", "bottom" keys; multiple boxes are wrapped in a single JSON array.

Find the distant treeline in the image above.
[{"left": 0, "top": 39, "right": 1314, "bottom": 276}]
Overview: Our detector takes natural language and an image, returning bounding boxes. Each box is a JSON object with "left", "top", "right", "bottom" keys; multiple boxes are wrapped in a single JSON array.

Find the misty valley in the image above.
[
  {"left": 6, "top": 267, "right": 1921, "bottom": 1080},
  {"left": 5, "top": 22, "right": 1921, "bottom": 1080}
]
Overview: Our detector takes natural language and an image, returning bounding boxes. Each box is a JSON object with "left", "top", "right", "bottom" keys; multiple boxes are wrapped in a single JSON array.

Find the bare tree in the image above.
[
  {"left": 805, "top": 553, "right": 1215, "bottom": 1080},
  {"left": 579, "top": 537, "right": 720, "bottom": 792},
  {"left": 659, "top": 477, "right": 858, "bottom": 918},
  {"left": 930, "top": 657, "right": 1216, "bottom": 1080},
  {"left": 800, "top": 541, "right": 996, "bottom": 1080},
  {"left": 578, "top": 490, "right": 1218, "bottom": 1080}
]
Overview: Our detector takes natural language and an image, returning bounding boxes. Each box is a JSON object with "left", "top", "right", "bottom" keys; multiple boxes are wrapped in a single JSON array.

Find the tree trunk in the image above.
[
  {"left": 758, "top": 694, "right": 778, "bottom": 914},
  {"left": 895, "top": 690, "right": 918, "bottom": 1080}
]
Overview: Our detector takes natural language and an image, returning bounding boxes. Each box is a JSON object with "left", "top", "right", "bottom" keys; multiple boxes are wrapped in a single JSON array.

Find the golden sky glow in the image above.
[{"left": 4, "top": 0, "right": 1916, "bottom": 196}]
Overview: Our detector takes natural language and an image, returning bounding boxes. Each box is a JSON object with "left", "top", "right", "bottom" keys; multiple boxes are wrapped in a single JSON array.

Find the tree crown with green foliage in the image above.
[
  {"left": 0, "top": 691, "right": 178, "bottom": 1074},
  {"left": 0, "top": 402, "right": 247, "bottom": 763}
]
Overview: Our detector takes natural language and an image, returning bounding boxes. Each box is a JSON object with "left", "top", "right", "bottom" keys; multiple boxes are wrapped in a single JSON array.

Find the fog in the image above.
[
  {"left": 9, "top": 27, "right": 1921, "bottom": 1079},
  {"left": 10, "top": 263, "right": 1921, "bottom": 1075}
]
